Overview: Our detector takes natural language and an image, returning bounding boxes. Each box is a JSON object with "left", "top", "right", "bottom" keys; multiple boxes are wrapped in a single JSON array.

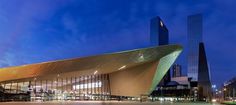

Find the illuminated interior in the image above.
[{"left": 0, "top": 45, "right": 182, "bottom": 101}]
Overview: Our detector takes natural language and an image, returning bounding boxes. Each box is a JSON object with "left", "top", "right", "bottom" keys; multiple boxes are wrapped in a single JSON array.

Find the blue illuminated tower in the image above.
[
  {"left": 187, "top": 14, "right": 203, "bottom": 81},
  {"left": 150, "top": 17, "right": 169, "bottom": 46},
  {"left": 187, "top": 14, "right": 212, "bottom": 101}
]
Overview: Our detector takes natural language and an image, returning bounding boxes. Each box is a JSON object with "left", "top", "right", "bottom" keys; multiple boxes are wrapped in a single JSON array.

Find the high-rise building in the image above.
[
  {"left": 150, "top": 16, "right": 170, "bottom": 85},
  {"left": 187, "top": 14, "right": 203, "bottom": 81},
  {"left": 187, "top": 14, "right": 212, "bottom": 101},
  {"left": 172, "top": 64, "right": 182, "bottom": 77},
  {"left": 150, "top": 16, "right": 169, "bottom": 46},
  {"left": 198, "top": 42, "right": 212, "bottom": 101}
]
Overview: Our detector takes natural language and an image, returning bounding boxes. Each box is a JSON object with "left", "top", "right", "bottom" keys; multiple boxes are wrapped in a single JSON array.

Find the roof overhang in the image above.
[{"left": 0, "top": 44, "right": 182, "bottom": 83}]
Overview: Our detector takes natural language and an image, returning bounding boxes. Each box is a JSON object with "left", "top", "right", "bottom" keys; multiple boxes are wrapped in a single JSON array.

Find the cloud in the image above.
[{"left": 0, "top": 0, "right": 235, "bottom": 86}]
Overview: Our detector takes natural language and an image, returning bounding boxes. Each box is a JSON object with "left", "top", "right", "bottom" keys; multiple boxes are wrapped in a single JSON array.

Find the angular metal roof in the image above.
[{"left": 0, "top": 44, "right": 182, "bottom": 82}]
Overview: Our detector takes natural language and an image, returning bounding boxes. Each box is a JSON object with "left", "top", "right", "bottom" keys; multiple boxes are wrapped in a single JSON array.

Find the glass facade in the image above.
[
  {"left": 0, "top": 74, "right": 111, "bottom": 101},
  {"left": 150, "top": 16, "right": 170, "bottom": 86},
  {"left": 150, "top": 17, "right": 169, "bottom": 46},
  {"left": 187, "top": 14, "right": 203, "bottom": 81},
  {"left": 198, "top": 42, "right": 212, "bottom": 100},
  {"left": 172, "top": 64, "right": 182, "bottom": 77}
]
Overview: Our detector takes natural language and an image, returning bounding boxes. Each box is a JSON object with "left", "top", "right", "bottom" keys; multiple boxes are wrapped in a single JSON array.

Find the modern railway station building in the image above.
[{"left": 0, "top": 45, "right": 182, "bottom": 101}]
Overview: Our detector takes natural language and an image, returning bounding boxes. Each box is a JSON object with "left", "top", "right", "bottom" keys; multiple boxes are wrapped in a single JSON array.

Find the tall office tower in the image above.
[
  {"left": 172, "top": 64, "right": 182, "bottom": 77},
  {"left": 198, "top": 42, "right": 212, "bottom": 101},
  {"left": 150, "top": 17, "right": 169, "bottom": 46},
  {"left": 187, "top": 14, "right": 212, "bottom": 101},
  {"left": 187, "top": 14, "right": 203, "bottom": 81},
  {"left": 150, "top": 16, "right": 170, "bottom": 85}
]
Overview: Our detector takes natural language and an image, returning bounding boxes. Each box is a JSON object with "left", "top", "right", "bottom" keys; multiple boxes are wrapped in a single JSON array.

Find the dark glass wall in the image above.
[
  {"left": 198, "top": 42, "right": 212, "bottom": 101},
  {"left": 172, "top": 64, "right": 182, "bottom": 77},
  {"left": 150, "top": 16, "right": 170, "bottom": 86},
  {"left": 150, "top": 17, "right": 169, "bottom": 46},
  {"left": 187, "top": 14, "right": 203, "bottom": 81}
]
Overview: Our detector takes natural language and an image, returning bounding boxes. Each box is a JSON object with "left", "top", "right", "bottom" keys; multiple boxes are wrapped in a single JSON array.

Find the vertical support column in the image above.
[
  {"left": 97, "top": 74, "right": 99, "bottom": 100},
  {"left": 85, "top": 75, "right": 87, "bottom": 97},
  {"left": 94, "top": 74, "right": 96, "bottom": 99},
  {"left": 83, "top": 75, "right": 85, "bottom": 100},
  {"left": 104, "top": 74, "right": 106, "bottom": 100},
  {"left": 10, "top": 81, "right": 12, "bottom": 93},
  {"left": 94, "top": 75, "right": 96, "bottom": 95},
  {"left": 86, "top": 75, "right": 89, "bottom": 95},
  {"left": 56, "top": 78, "right": 58, "bottom": 100},
  {"left": 105, "top": 74, "right": 109, "bottom": 100},
  {"left": 51, "top": 79, "right": 53, "bottom": 101},
  {"left": 90, "top": 75, "right": 92, "bottom": 97},
  {"left": 41, "top": 80, "right": 42, "bottom": 89},
  {"left": 3, "top": 82, "right": 6, "bottom": 90},
  {"left": 107, "top": 74, "right": 111, "bottom": 100},
  {"left": 22, "top": 81, "right": 25, "bottom": 93},
  {"left": 99, "top": 74, "right": 101, "bottom": 100},
  {"left": 85, "top": 76, "right": 86, "bottom": 98},
  {"left": 98, "top": 74, "right": 101, "bottom": 100},
  {"left": 61, "top": 78, "right": 63, "bottom": 100},
  {"left": 28, "top": 80, "right": 31, "bottom": 101},
  {"left": 96, "top": 74, "right": 98, "bottom": 100},
  {"left": 71, "top": 77, "right": 73, "bottom": 91},
  {"left": 61, "top": 78, "right": 63, "bottom": 92},
  {"left": 35, "top": 79, "right": 37, "bottom": 96},
  {"left": 23, "top": 81, "right": 25, "bottom": 93},
  {"left": 66, "top": 78, "right": 68, "bottom": 92},
  {"left": 102, "top": 74, "right": 104, "bottom": 100},
  {"left": 16, "top": 81, "right": 18, "bottom": 94},
  {"left": 101, "top": 74, "right": 102, "bottom": 100},
  {"left": 74, "top": 76, "right": 77, "bottom": 100},
  {"left": 44, "top": 80, "right": 47, "bottom": 101},
  {"left": 29, "top": 80, "right": 31, "bottom": 92},
  {"left": 101, "top": 74, "right": 104, "bottom": 100},
  {"left": 40, "top": 80, "right": 42, "bottom": 92},
  {"left": 95, "top": 75, "right": 98, "bottom": 96},
  {"left": 46, "top": 80, "right": 48, "bottom": 93},
  {"left": 92, "top": 75, "right": 94, "bottom": 96},
  {"left": 104, "top": 75, "right": 106, "bottom": 100},
  {"left": 51, "top": 80, "right": 53, "bottom": 90},
  {"left": 75, "top": 77, "right": 77, "bottom": 92},
  {"left": 78, "top": 76, "right": 80, "bottom": 100},
  {"left": 40, "top": 80, "right": 43, "bottom": 101},
  {"left": 70, "top": 77, "right": 73, "bottom": 100}
]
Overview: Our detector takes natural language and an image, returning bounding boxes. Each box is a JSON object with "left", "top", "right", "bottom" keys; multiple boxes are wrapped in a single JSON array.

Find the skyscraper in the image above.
[
  {"left": 150, "top": 16, "right": 170, "bottom": 85},
  {"left": 187, "top": 14, "right": 203, "bottom": 81},
  {"left": 187, "top": 14, "right": 212, "bottom": 101},
  {"left": 198, "top": 42, "right": 212, "bottom": 101},
  {"left": 172, "top": 64, "right": 182, "bottom": 77},
  {"left": 150, "top": 17, "right": 169, "bottom": 46}
]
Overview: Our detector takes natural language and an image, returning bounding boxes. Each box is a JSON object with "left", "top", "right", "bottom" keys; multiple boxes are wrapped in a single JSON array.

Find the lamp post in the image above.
[
  {"left": 223, "top": 88, "right": 227, "bottom": 101},
  {"left": 212, "top": 85, "right": 216, "bottom": 100}
]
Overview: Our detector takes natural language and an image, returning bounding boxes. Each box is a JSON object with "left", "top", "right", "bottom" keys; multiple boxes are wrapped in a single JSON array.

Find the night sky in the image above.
[{"left": 0, "top": 0, "right": 235, "bottom": 88}]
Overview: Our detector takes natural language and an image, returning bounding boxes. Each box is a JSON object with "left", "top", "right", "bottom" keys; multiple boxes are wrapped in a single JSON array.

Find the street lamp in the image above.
[
  {"left": 212, "top": 84, "right": 217, "bottom": 101},
  {"left": 223, "top": 88, "right": 227, "bottom": 101},
  {"left": 212, "top": 85, "right": 216, "bottom": 89}
]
